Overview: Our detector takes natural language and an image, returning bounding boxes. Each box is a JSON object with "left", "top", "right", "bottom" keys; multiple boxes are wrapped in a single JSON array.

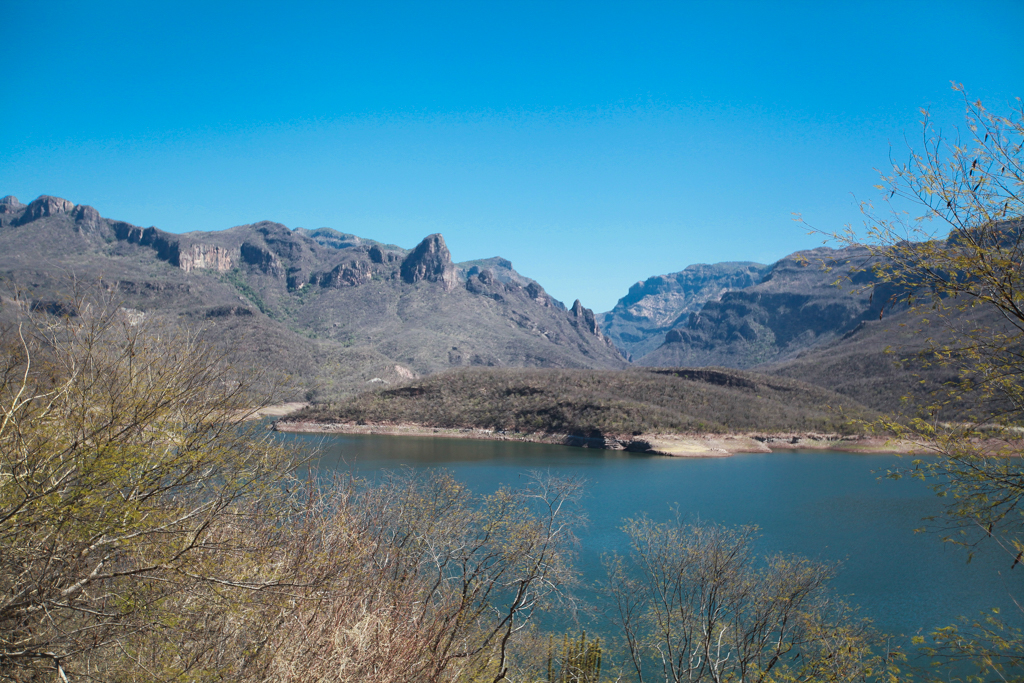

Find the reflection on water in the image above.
[{"left": 283, "top": 431, "right": 1021, "bottom": 639}]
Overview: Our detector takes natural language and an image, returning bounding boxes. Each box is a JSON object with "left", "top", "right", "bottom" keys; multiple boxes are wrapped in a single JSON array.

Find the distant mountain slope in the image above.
[
  {"left": 0, "top": 195, "right": 625, "bottom": 399},
  {"left": 760, "top": 298, "right": 1019, "bottom": 418},
  {"left": 759, "top": 307, "right": 952, "bottom": 414},
  {"left": 598, "top": 262, "right": 769, "bottom": 360},
  {"left": 636, "top": 246, "right": 907, "bottom": 369},
  {"left": 618, "top": 244, "right": 1001, "bottom": 416}
]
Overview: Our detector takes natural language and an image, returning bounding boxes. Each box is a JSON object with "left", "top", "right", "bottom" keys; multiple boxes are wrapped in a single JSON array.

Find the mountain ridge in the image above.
[
  {"left": 3, "top": 191, "right": 986, "bottom": 417},
  {"left": 0, "top": 194, "right": 625, "bottom": 400},
  {"left": 598, "top": 261, "right": 770, "bottom": 360}
]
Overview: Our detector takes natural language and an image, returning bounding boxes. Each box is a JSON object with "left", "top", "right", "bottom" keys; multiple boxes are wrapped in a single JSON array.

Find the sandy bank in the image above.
[
  {"left": 240, "top": 402, "right": 310, "bottom": 421},
  {"left": 272, "top": 420, "right": 925, "bottom": 456}
]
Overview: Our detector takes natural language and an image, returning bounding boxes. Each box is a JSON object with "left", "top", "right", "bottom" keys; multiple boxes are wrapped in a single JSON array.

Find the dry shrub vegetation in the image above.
[
  {"left": 0, "top": 288, "right": 898, "bottom": 682},
  {"left": 0, "top": 288, "right": 583, "bottom": 682},
  {"left": 290, "top": 367, "right": 872, "bottom": 437},
  {"left": 605, "top": 517, "right": 899, "bottom": 683}
]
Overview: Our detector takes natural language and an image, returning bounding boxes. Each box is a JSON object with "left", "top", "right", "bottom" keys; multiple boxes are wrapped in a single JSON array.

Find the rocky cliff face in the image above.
[
  {"left": 598, "top": 262, "right": 769, "bottom": 360},
  {"left": 637, "top": 246, "right": 904, "bottom": 368},
  {"left": 1, "top": 195, "right": 102, "bottom": 233},
  {"left": 72, "top": 204, "right": 101, "bottom": 230},
  {"left": 110, "top": 223, "right": 185, "bottom": 267},
  {"left": 179, "top": 243, "right": 234, "bottom": 272},
  {"left": 19, "top": 195, "right": 75, "bottom": 223},
  {"left": 570, "top": 299, "right": 604, "bottom": 339},
  {"left": 240, "top": 241, "right": 283, "bottom": 276},
  {"left": 311, "top": 258, "right": 373, "bottom": 288}
]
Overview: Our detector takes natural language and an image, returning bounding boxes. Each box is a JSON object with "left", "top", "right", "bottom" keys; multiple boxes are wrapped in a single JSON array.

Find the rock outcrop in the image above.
[
  {"left": 0, "top": 196, "right": 24, "bottom": 214},
  {"left": 311, "top": 259, "right": 372, "bottom": 288},
  {"left": 525, "top": 282, "right": 545, "bottom": 300},
  {"left": 179, "top": 243, "right": 234, "bottom": 273},
  {"left": 401, "top": 234, "right": 457, "bottom": 291},
  {"left": 109, "top": 221, "right": 233, "bottom": 273},
  {"left": 111, "top": 223, "right": 182, "bottom": 266},
  {"left": 72, "top": 204, "right": 102, "bottom": 230},
  {"left": 256, "top": 222, "right": 307, "bottom": 261},
  {"left": 465, "top": 268, "right": 505, "bottom": 300},
  {"left": 240, "top": 241, "right": 284, "bottom": 276},
  {"left": 569, "top": 299, "right": 604, "bottom": 340},
  {"left": 19, "top": 195, "right": 74, "bottom": 223}
]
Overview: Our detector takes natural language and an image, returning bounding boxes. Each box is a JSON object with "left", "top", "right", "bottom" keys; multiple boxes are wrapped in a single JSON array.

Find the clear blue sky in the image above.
[{"left": 2, "top": 1, "right": 1021, "bottom": 312}]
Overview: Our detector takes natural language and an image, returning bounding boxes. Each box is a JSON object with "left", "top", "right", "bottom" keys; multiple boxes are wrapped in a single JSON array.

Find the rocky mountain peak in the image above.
[
  {"left": 401, "top": 233, "right": 457, "bottom": 291},
  {"left": 0, "top": 196, "right": 25, "bottom": 214},
  {"left": 20, "top": 195, "right": 74, "bottom": 223}
]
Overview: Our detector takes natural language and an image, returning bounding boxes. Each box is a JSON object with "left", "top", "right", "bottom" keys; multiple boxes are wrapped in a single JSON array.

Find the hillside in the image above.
[
  {"left": 0, "top": 195, "right": 624, "bottom": 399},
  {"left": 761, "top": 300, "right": 1017, "bottom": 419},
  {"left": 284, "top": 366, "right": 874, "bottom": 437},
  {"left": 636, "top": 245, "right": 907, "bottom": 369}
]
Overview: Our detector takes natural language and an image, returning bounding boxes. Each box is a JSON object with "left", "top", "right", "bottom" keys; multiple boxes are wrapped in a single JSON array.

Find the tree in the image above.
[
  {"left": 825, "top": 85, "right": 1024, "bottom": 680},
  {"left": 0, "top": 285, "right": 304, "bottom": 679},
  {"left": 264, "top": 469, "right": 584, "bottom": 683},
  {"left": 603, "top": 516, "right": 896, "bottom": 683}
]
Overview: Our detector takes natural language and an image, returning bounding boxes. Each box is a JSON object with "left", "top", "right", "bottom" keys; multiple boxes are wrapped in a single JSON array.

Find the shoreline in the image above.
[
  {"left": 273, "top": 420, "right": 928, "bottom": 456},
  {"left": 239, "top": 402, "right": 310, "bottom": 421}
]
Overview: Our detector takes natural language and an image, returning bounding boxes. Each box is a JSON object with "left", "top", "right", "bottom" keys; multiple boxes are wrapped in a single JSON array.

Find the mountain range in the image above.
[
  {"left": 0, "top": 194, "right": 623, "bottom": 400},
  {"left": 0, "top": 193, "right": 959, "bottom": 411}
]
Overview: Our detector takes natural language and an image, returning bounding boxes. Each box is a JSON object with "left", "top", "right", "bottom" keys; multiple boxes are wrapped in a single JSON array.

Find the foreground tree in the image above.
[
  {"left": 0, "top": 287, "right": 302, "bottom": 679},
  {"left": 825, "top": 86, "right": 1024, "bottom": 680},
  {"left": 264, "top": 469, "right": 583, "bottom": 683},
  {"left": 603, "top": 517, "right": 897, "bottom": 683},
  {"left": 0, "top": 287, "right": 583, "bottom": 682}
]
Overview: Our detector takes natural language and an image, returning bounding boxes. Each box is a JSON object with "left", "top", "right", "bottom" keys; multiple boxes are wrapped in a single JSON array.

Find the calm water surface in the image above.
[{"left": 282, "top": 431, "right": 1021, "bottom": 639}]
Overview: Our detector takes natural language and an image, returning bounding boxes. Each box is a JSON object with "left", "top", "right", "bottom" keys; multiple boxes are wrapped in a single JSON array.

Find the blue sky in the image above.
[{"left": 2, "top": 1, "right": 1021, "bottom": 312}]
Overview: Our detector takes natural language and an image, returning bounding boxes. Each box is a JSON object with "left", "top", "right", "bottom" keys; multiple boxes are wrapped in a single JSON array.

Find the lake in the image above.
[{"left": 281, "top": 431, "right": 1021, "bottom": 642}]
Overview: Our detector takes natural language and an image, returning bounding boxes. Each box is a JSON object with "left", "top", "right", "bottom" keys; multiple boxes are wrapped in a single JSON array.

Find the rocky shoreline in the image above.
[{"left": 272, "top": 420, "right": 925, "bottom": 456}]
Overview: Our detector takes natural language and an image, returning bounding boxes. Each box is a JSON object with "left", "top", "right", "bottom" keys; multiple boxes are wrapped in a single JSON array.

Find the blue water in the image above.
[{"left": 283, "top": 431, "right": 1021, "bottom": 640}]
